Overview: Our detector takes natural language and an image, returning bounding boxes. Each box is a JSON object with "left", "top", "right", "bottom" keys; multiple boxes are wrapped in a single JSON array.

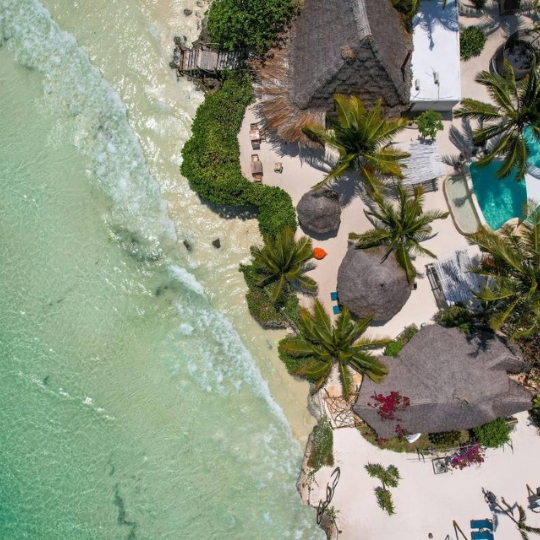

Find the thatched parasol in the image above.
[
  {"left": 354, "top": 325, "right": 532, "bottom": 438},
  {"left": 337, "top": 246, "right": 411, "bottom": 324},
  {"left": 297, "top": 189, "right": 341, "bottom": 235}
]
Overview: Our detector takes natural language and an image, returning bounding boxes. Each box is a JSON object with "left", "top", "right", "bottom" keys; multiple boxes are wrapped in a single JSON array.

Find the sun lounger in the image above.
[
  {"left": 330, "top": 291, "right": 338, "bottom": 301},
  {"left": 471, "top": 531, "right": 494, "bottom": 540},
  {"left": 471, "top": 519, "right": 493, "bottom": 531},
  {"left": 332, "top": 305, "right": 341, "bottom": 315}
]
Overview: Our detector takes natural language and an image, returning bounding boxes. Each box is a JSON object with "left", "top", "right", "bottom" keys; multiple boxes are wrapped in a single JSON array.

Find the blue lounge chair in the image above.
[
  {"left": 471, "top": 531, "right": 494, "bottom": 540},
  {"left": 471, "top": 519, "right": 494, "bottom": 531},
  {"left": 330, "top": 291, "right": 339, "bottom": 301},
  {"left": 332, "top": 305, "right": 341, "bottom": 315},
  {"left": 537, "top": 487, "right": 540, "bottom": 497}
]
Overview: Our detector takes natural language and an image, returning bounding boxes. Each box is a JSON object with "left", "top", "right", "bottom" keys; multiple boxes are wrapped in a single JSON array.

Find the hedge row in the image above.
[{"left": 181, "top": 72, "right": 297, "bottom": 236}]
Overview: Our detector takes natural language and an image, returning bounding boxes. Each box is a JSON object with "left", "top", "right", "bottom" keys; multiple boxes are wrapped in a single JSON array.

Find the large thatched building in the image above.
[
  {"left": 354, "top": 325, "right": 532, "bottom": 439},
  {"left": 255, "top": 0, "right": 412, "bottom": 143},
  {"left": 337, "top": 246, "right": 411, "bottom": 325}
]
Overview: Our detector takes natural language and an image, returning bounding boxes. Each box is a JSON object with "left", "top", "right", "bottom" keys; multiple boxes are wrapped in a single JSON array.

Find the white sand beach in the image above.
[{"left": 310, "top": 412, "right": 540, "bottom": 540}]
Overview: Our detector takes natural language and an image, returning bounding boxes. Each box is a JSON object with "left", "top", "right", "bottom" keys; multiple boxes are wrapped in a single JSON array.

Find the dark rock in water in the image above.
[
  {"left": 183, "top": 239, "right": 192, "bottom": 251},
  {"left": 183, "top": 8, "right": 193, "bottom": 16},
  {"left": 196, "top": 0, "right": 204, "bottom": 6},
  {"left": 212, "top": 238, "right": 221, "bottom": 249},
  {"left": 174, "top": 35, "right": 187, "bottom": 47}
]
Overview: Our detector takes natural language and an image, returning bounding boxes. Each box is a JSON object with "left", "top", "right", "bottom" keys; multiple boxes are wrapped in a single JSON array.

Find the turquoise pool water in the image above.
[{"left": 470, "top": 162, "right": 527, "bottom": 230}]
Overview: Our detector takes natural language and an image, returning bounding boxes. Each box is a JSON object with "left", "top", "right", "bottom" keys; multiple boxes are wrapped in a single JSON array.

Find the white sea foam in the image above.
[{"left": 168, "top": 265, "right": 206, "bottom": 296}]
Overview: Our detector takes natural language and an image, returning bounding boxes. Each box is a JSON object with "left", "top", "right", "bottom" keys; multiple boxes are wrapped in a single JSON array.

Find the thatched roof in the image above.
[
  {"left": 354, "top": 325, "right": 532, "bottom": 438},
  {"left": 337, "top": 246, "right": 411, "bottom": 324},
  {"left": 297, "top": 189, "right": 341, "bottom": 235},
  {"left": 255, "top": 0, "right": 412, "bottom": 144}
]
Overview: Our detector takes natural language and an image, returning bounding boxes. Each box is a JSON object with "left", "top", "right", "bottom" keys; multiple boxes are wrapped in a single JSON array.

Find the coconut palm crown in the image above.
[
  {"left": 349, "top": 183, "right": 449, "bottom": 282},
  {"left": 250, "top": 227, "right": 318, "bottom": 303},
  {"left": 454, "top": 60, "right": 540, "bottom": 181},
  {"left": 279, "top": 299, "right": 389, "bottom": 398},
  {"left": 466, "top": 210, "right": 540, "bottom": 338},
  {"left": 303, "top": 95, "right": 409, "bottom": 194}
]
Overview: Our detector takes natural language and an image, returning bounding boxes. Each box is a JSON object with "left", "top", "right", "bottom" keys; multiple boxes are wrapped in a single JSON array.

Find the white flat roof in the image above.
[{"left": 410, "top": 0, "right": 461, "bottom": 103}]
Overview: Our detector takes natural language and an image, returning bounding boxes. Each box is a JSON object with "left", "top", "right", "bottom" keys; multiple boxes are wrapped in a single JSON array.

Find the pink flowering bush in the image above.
[
  {"left": 368, "top": 392, "right": 411, "bottom": 421},
  {"left": 449, "top": 444, "right": 485, "bottom": 470}
]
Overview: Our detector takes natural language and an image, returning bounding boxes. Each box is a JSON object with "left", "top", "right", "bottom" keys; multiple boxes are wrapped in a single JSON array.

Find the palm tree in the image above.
[
  {"left": 349, "top": 183, "right": 449, "bottom": 282},
  {"left": 303, "top": 95, "right": 409, "bottom": 194},
  {"left": 365, "top": 463, "right": 401, "bottom": 489},
  {"left": 279, "top": 299, "right": 389, "bottom": 398},
  {"left": 454, "top": 61, "right": 540, "bottom": 180},
  {"left": 250, "top": 227, "right": 318, "bottom": 303},
  {"left": 466, "top": 210, "right": 540, "bottom": 338}
]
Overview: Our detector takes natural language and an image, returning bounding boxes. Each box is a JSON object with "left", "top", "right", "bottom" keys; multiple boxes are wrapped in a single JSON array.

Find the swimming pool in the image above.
[{"left": 470, "top": 162, "right": 527, "bottom": 230}]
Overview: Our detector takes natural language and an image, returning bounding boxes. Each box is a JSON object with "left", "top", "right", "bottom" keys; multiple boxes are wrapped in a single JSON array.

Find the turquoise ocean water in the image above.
[{"left": 0, "top": 0, "right": 321, "bottom": 538}]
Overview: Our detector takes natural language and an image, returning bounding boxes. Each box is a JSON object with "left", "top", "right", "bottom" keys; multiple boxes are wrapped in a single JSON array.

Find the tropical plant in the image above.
[
  {"left": 349, "top": 182, "right": 449, "bottom": 281},
  {"left": 460, "top": 26, "right": 487, "bottom": 60},
  {"left": 449, "top": 443, "right": 485, "bottom": 470},
  {"left": 307, "top": 417, "right": 334, "bottom": 471},
  {"left": 384, "top": 324, "right": 418, "bottom": 357},
  {"left": 428, "top": 430, "right": 462, "bottom": 446},
  {"left": 303, "top": 95, "right": 409, "bottom": 194},
  {"left": 365, "top": 463, "right": 401, "bottom": 489},
  {"left": 250, "top": 227, "right": 317, "bottom": 303},
  {"left": 434, "top": 303, "right": 474, "bottom": 334},
  {"left": 455, "top": 60, "right": 540, "bottom": 181},
  {"left": 466, "top": 212, "right": 540, "bottom": 337},
  {"left": 375, "top": 488, "right": 396, "bottom": 515},
  {"left": 279, "top": 299, "right": 389, "bottom": 398},
  {"left": 417, "top": 110, "right": 444, "bottom": 140},
  {"left": 207, "top": 0, "right": 299, "bottom": 54},
  {"left": 498, "top": 499, "right": 540, "bottom": 540},
  {"left": 472, "top": 417, "right": 510, "bottom": 448}
]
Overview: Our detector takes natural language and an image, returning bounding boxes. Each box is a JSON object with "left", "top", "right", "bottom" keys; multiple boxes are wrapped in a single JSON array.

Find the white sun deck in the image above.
[{"left": 410, "top": 0, "right": 461, "bottom": 111}]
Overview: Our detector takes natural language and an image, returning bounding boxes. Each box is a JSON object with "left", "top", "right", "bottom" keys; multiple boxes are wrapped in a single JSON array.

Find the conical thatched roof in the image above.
[
  {"left": 254, "top": 0, "right": 412, "bottom": 144},
  {"left": 297, "top": 189, "right": 341, "bottom": 235},
  {"left": 337, "top": 246, "right": 411, "bottom": 324},
  {"left": 354, "top": 325, "right": 532, "bottom": 438}
]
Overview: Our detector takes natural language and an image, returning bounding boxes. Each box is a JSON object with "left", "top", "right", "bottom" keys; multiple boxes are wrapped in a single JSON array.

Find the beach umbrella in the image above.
[{"left": 297, "top": 189, "right": 341, "bottom": 235}]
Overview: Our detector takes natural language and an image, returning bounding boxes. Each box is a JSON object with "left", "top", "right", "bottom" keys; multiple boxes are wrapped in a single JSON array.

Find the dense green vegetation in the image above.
[
  {"left": 303, "top": 95, "right": 409, "bottom": 194},
  {"left": 279, "top": 300, "right": 390, "bottom": 397},
  {"left": 472, "top": 417, "right": 510, "bottom": 448},
  {"left": 460, "top": 26, "right": 487, "bottom": 60},
  {"left": 307, "top": 417, "right": 334, "bottom": 471},
  {"left": 241, "top": 263, "right": 300, "bottom": 328},
  {"left": 428, "top": 430, "right": 462, "bottom": 446},
  {"left": 384, "top": 324, "right": 418, "bottom": 357},
  {"left": 434, "top": 303, "right": 474, "bottom": 334},
  {"left": 349, "top": 183, "right": 448, "bottom": 281},
  {"left": 365, "top": 463, "right": 400, "bottom": 515},
  {"left": 180, "top": 72, "right": 296, "bottom": 237},
  {"left": 207, "top": 0, "right": 299, "bottom": 54},
  {"left": 416, "top": 110, "right": 444, "bottom": 140}
]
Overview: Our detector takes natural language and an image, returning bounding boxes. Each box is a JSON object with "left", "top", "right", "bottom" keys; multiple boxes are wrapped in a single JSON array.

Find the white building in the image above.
[{"left": 410, "top": 0, "right": 461, "bottom": 112}]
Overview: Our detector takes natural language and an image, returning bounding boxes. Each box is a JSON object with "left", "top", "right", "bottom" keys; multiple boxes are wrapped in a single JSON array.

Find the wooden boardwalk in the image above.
[{"left": 176, "top": 47, "right": 244, "bottom": 75}]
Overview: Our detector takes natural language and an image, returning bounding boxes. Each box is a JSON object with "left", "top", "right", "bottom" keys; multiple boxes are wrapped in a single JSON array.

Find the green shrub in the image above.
[
  {"left": 207, "top": 0, "right": 299, "bottom": 54},
  {"left": 460, "top": 26, "right": 487, "bottom": 60},
  {"left": 278, "top": 336, "right": 320, "bottom": 383},
  {"left": 417, "top": 110, "right": 444, "bottom": 140},
  {"left": 181, "top": 72, "right": 297, "bottom": 236},
  {"left": 241, "top": 264, "right": 297, "bottom": 328},
  {"left": 307, "top": 417, "right": 334, "bottom": 471},
  {"left": 428, "top": 430, "right": 462, "bottom": 446},
  {"left": 385, "top": 341, "right": 404, "bottom": 357},
  {"left": 384, "top": 324, "right": 418, "bottom": 356},
  {"left": 434, "top": 303, "right": 473, "bottom": 334},
  {"left": 375, "top": 488, "right": 395, "bottom": 516},
  {"left": 472, "top": 417, "right": 510, "bottom": 448}
]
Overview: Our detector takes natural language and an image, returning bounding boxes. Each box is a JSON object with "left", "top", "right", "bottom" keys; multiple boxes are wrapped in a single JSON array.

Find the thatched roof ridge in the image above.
[
  {"left": 297, "top": 189, "right": 341, "bottom": 235},
  {"left": 337, "top": 246, "right": 411, "bottom": 325},
  {"left": 354, "top": 325, "right": 532, "bottom": 438}
]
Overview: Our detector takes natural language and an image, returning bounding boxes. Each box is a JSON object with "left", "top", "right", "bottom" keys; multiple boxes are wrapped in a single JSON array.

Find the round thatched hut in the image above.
[
  {"left": 337, "top": 246, "right": 411, "bottom": 324},
  {"left": 297, "top": 189, "right": 341, "bottom": 235}
]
